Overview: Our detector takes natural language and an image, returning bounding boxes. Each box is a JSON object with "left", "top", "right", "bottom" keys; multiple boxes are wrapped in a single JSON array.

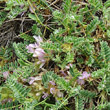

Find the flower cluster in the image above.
[
  {"left": 26, "top": 36, "right": 46, "bottom": 68},
  {"left": 49, "top": 81, "right": 63, "bottom": 97},
  {"left": 2, "top": 71, "right": 9, "bottom": 79},
  {"left": 77, "top": 71, "right": 91, "bottom": 85},
  {"left": 42, "top": 92, "right": 49, "bottom": 99},
  {"left": 42, "top": 80, "right": 63, "bottom": 99}
]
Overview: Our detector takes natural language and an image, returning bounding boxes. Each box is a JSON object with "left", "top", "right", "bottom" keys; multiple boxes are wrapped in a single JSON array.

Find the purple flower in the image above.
[
  {"left": 50, "top": 87, "right": 55, "bottom": 94},
  {"left": 33, "top": 35, "right": 43, "bottom": 45},
  {"left": 77, "top": 79, "right": 85, "bottom": 85},
  {"left": 29, "top": 77, "right": 36, "bottom": 85},
  {"left": 26, "top": 36, "right": 46, "bottom": 68},
  {"left": 34, "top": 48, "right": 45, "bottom": 57},
  {"left": 60, "top": 70, "right": 67, "bottom": 76},
  {"left": 49, "top": 81, "right": 55, "bottom": 85},
  {"left": 26, "top": 45, "right": 34, "bottom": 53},
  {"left": 65, "top": 63, "right": 73, "bottom": 69},
  {"left": 77, "top": 71, "right": 91, "bottom": 85},
  {"left": 26, "top": 43, "right": 38, "bottom": 53},
  {"left": 29, "top": 76, "right": 42, "bottom": 85},
  {"left": 3, "top": 71, "right": 9, "bottom": 79},
  {"left": 22, "top": 78, "right": 27, "bottom": 82},
  {"left": 42, "top": 92, "right": 49, "bottom": 99},
  {"left": 79, "top": 71, "right": 91, "bottom": 79}
]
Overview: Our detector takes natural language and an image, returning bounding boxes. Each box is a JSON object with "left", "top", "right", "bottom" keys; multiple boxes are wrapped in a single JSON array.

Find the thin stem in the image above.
[{"left": 27, "top": 0, "right": 51, "bottom": 31}]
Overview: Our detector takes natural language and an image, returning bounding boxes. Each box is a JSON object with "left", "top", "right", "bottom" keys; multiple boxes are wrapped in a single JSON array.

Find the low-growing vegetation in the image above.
[{"left": 0, "top": 0, "right": 110, "bottom": 110}]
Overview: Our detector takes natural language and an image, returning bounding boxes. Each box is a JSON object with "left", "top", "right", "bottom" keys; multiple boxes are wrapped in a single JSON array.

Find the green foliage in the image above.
[
  {"left": 0, "top": 60, "right": 18, "bottom": 72},
  {"left": 20, "top": 33, "right": 35, "bottom": 42},
  {"left": 42, "top": 71, "right": 70, "bottom": 92},
  {"left": 99, "top": 20, "right": 106, "bottom": 31},
  {"left": 80, "top": 90, "right": 96, "bottom": 99},
  {"left": 56, "top": 77, "right": 71, "bottom": 91},
  {"left": 65, "top": 52, "right": 74, "bottom": 62},
  {"left": 7, "top": 6, "right": 23, "bottom": 19},
  {"left": 69, "top": 65, "right": 80, "bottom": 78},
  {"left": 63, "top": 0, "right": 72, "bottom": 13},
  {"left": 64, "top": 36, "right": 94, "bottom": 45},
  {"left": 42, "top": 71, "right": 58, "bottom": 88},
  {"left": 32, "top": 24, "right": 42, "bottom": 36},
  {"left": 6, "top": 76, "right": 31, "bottom": 101},
  {"left": 1, "top": 0, "right": 110, "bottom": 109},
  {"left": 0, "top": 11, "right": 7, "bottom": 26},
  {"left": 0, "top": 100, "right": 20, "bottom": 110},
  {"left": 86, "top": 17, "right": 99, "bottom": 34},
  {"left": 104, "top": 0, "right": 110, "bottom": 8},
  {"left": 6, "top": 0, "right": 26, "bottom": 6},
  {"left": 24, "top": 100, "right": 40, "bottom": 110},
  {"left": 92, "top": 68, "right": 105, "bottom": 78},
  {"left": 75, "top": 96, "right": 84, "bottom": 110},
  {"left": 0, "top": 0, "right": 28, "bottom": 26},
  {"left": 50, "top": 33, "right": 64, "bottom": 43},
  {"left": 0, "top": 46, "right": 13, "bottom": 62},
  {"left": 13, "top": 42, "right": 30, "bottom": 60},
  {"left": 100, "top": 41, "right": 110, "bottom": 64},
  {"left": 53, "top": 10, "right": 64, "bottom": 20},
  {"left": 28, "top": 10, "right": 45, "bottom": 28},
  {"left": 17, "top": 64, "right": 36, "bottom": 78},
  {"left": 42, "top": 42, "right": 61, "bottom": 51},
  {"left": 88, "top": 0, "right": 103, "bottom": 10}
]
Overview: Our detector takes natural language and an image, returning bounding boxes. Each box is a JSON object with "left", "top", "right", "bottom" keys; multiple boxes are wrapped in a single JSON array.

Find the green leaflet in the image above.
[
  {"left": 13, "top": 42, "right": 30, "bottom": 60},
  {"left": 7, "top": 6, "right": 23, "bottom": 19},
  {"left": 100, "top": 41, "right": 110, "bottom": 64},
  {"left": 0, "top": 11, "right": 7, "bottom": 26},
  {"left": 88, "top": 0, "right": 103, "bottom": 10},
  {"left": 63, "top": 0, "right": 72, "bottom": 13},
  {"left": 6, "top": 77, "right": 31, "bottom": 101},
  {"left": 32, "top": 24, "right": 42, "bottom": 36},
  {"left": 80, "top": 90, "right": 96, "bottom": 98},
  {"left": 86, "top": 17, "right": 100, "bottom": 34},
  {"left": 99, "top": 20, "right": 106, "bottom": 31},
  {"left": 6, "top": 0, "right": 26, "bottom": 6},
  {"left": 0, "top": 61, "right": 18, "bottom": 72},
  {"left": 41, "top": 42, "right": 61, "bottom": 51},
  {"left": 0, "top": 100, "right": 20, "bottom": 110},
  {"left": 75, "top": 96, "right": 84, "bottom": 110},
  {"left": 20, "top": 33, "right": 35, "bottom": 42},
  {"left": 104, "top": 0, "right": 110, "bottom": 8}
]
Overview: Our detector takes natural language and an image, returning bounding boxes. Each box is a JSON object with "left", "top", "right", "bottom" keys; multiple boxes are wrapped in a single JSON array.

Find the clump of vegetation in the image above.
[{"left": 0, "top": 0, "right": 110, "bottom": 109}]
